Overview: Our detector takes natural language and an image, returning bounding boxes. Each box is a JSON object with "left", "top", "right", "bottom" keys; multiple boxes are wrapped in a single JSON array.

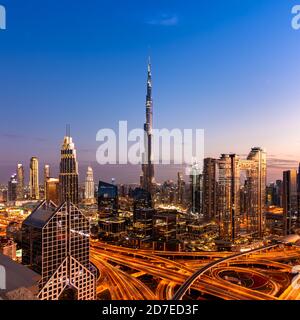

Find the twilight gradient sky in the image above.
[{"left": 1, "top": 0, "right": 300, "bottom": 184}]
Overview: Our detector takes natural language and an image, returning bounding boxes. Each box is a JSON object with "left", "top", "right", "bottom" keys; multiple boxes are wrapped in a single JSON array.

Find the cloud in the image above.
[
  {"left": 267, "top": 157, "right": 299, "bottom": 170},
  {"left": 146, "top": 14, "right": 178, "bottom": 27},
  {"left": 1, "top": 133, "right": 25, "bottom": 140}
]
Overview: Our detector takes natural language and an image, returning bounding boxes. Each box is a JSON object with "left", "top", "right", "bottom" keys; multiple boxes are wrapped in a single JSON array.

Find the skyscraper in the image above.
[
  {"left": 177, "top": 172, "right": 185, "bottom": 205},
  {"left": 16, "top": 164, "right": 24, "bottom": 200},
  {"left": 217, "top": 148, "right": 267, "bottom": 241},
  {"left": 141, "top": 58, "right": 155, "bottom": 195},
  {"left": 84, "top": 166, "right": 95, "bottom": 203},
  {"left": 217, "top": 154, "right": 240, "bottom": 241},
  {"left": 8, "top": 174, "right": 18, "bottom": 202},
  {"left": 246, "top": 147, "right": 267, "bottom": 238},
  {"left": 283, "top": 170, "right": 298, "bottom": 235},
  {"left": 44, "top": 164, "right": 50, "bottom": 193},
  {"left": 59, "top": 130, "right": 79, "bottom": 204},
  {"left": 98, "top": 181, "right": 118, "bottom": 218},
  {"left": 29, "top": 157, "right": 39, "bottom": 200},
  {"left": 22, "top": 200, "right": 96, "bottom": 300},
  {"left": 45, "top": 178, "right": 60, "bottom": 205},
  {"left": 190, "top": 162, "right": 202, "bottom": 215},
  {"left": 202, "top": 158, "right": 218, "bottom": 221}
]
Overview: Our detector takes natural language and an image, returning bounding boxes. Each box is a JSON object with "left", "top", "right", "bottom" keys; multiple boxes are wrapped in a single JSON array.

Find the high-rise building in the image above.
[
  {"left": 141, "top": 58, "right": 155, "bottom": 195},
  {"left": 202, "top": 158, "right": 217, "bottom": 221},
  {"left": 246, "top": 147, "right": 267, "bottom": 238},
  {"left": 29, "top": 157, "right": 40, "bottom": 200},
  {"left": 177, "top": 172, "right": 185, "bottom": 205},
  {"left": 44, "top": 165, "right": 50, "bottom": 192},
  {"left": 275, "top": 180, "right": 283, "bottom": 207},
  {"left": 217, "top": 154, "right": 240, "bottom": 241},
  {"left": 22, "top": 200, "right": 96, "bottom": 300},
  {"left": 217, "top": 148, "right": 267, "bottom": 241},
  {"left": 132, "top": 188, "right": 154, "bottom": 242},
  {"left": 132, "top": 187, "right": 152, "bottom": 211},
  {"left": 8, "top": 174, "right": 18, "bottom": 202},
  {"left": 59, "top": 131, "right": 79, "bottom": 204},
  {"left": 45, "top": 178, "right": 60, "bottom": 205},
  {"left": 98, "top": 181, "right": 118, "bottom": 218},
  {"left": 16, "top": 164, "right": 24, "bottom": 200},
  {"left": 283, "top": 170, "right": 298, "bottom": 235},
  {"left": 84, "top": 166, "right": 95, "bottom": 203},
  {"left": 190, "top": 163, "right": 202, "bottom": 215}
]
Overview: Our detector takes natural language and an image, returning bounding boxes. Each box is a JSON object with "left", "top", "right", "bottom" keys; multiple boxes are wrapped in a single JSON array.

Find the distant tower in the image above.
[
  {"left": 30, "top": 157, "right": 40, "bottom": 200},
  {"left": 246, "top": 147, "right": 267, "bottom": 237},
  {"left": 85, "top": 166, "right": 95, "bottom": 202},
  {"left": 59, "top": 127, "right": 79, "bottom": 204},
  {"left": 8, "top": 174, "right": 18, "bottom": 202},
  {"left": 202, "top": 158, "right": 218, "bottom": 221},
  {"left": 17, "top": 163, "right": 24, "bottom": 200},
  {"left": 177, "top": 172, "right": 185, "bottom": 205},
  {"left": 141, "top": 58, "right": 155, "bottom": 195},
  {"left": 283, "top": 170, "right": 298, "bottom": 235},
  {"left": 44, "top": 165, "right": 50, "bottom": 193},
  {"left": 190, "top": 162, "right": 202, "bottom": 215}
]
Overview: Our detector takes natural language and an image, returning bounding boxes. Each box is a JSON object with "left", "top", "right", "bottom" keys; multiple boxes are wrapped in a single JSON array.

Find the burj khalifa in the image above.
[{"left": 141, "top": 58, "right": 155, "bottom": 194}]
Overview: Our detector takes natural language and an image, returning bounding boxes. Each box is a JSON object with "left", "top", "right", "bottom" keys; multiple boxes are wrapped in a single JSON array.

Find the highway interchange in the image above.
[{"left": 90, "top": 241, "right": 300, "bottom": 300}]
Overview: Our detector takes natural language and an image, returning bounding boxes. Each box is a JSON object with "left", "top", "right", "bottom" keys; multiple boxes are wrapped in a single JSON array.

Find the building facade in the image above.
[
  {"left": 202, "top": 158, "right": 218, "bottom": 221},
  {"left": 17, "top": 164, "right": 24, "bottom": 200},
  {"left": 22, "top": 200, "right": 96, "bottom": 300},
  {"left": 45, "top": 178, "right": 60, "bottom": 205},
  {"left": 84, "top": 166, "right": 95, "bottom": 203},
  {"left": 283, "top": 170, "right": 298, "bottom": 235},
  {"left": 141, "top": 58, "right": 155, "bottom": 195},
  {"left": 8, "top": 174, "right": 18, "bottom": 202},
  {"left": 30, "top": 157, "right": 40, "bottom": 200},
  {"left": 98, "top": 181, "right": 118, "bottom": 218},
  {"left": 59, "top": 134, "right": 79, "bottom": 204}
]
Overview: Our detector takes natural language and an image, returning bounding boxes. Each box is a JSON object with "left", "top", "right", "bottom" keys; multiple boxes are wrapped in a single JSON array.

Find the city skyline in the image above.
[
  {"left": 1, "top": 1, "right": 300, "bottom": 304},
  {"left": 1, "top": 1, "right": 300, "bottom": 183}
]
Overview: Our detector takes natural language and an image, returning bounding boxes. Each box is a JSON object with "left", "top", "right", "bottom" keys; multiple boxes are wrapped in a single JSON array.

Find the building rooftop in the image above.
[
  {"left": 0, "top": 253, "right": 40, "bottom": 300},
  {"left": 22, "top": 200, "right": 58, "bottom": 229}
]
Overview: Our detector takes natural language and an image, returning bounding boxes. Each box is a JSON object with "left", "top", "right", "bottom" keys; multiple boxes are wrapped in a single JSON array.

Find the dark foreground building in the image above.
[
  {"left": 22, "top": 200, "right": 96, "bottom": 300},
  {"left": 98, "top": 180, "right": 118, "bottom": 218}
]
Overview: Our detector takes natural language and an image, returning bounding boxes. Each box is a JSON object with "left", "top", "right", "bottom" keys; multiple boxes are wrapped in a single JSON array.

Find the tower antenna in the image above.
[{"left": 66, "top": 124, "right": 71, "bottom": 137}]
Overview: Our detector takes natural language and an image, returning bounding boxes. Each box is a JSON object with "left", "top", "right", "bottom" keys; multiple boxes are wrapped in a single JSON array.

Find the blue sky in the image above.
[{"left": 1, "top": 0, "right": 300, "bottom": 184}]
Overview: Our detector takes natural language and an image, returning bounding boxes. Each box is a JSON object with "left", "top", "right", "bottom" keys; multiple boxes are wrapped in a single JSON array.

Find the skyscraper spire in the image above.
[
  {"left": 141, "top": 57, "right": 155, "bottom": 195},
  {"left": 66, "top": 124, "right": 71, "bottom": 138}
]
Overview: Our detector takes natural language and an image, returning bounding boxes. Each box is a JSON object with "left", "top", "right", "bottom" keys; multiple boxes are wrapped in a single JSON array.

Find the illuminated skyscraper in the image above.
[
  {"left": 246, "top": 147, "right": 267, "bottom": 237},
  {"left": 203, "top": 158, "right": 218, "bottom": 221},
  {"left": 98, "top": 181, "right": 118, "bottom": 218},
  {"left": 16, "top": 164, "right": 24, "bottom": 200},
  {"left": 84, "top": 166, "right": 95, "bottom": 202},
  {"left": 217, "top": 148, "right": 267, "bottom": 241},
  {"left": 45, "top": 178, "right": 59, "bottom": 205},
  {"left": 283, "top": 170, "right": 298, "bottom": 235},
  {"left": 217, "top": 154, "right": 240, "bottom": 241},
  {"left": 141, "top": 58, "right": 155, "bottom": 195},
  {"left": 22, "top": 200, "right": 96, "bottom": 300},
  {"left": 29, "top": 157, "right": 40, "bottom": 200},
  {"left": 8, "top": 174, "right": 18, "bottom": 202},
  {"left": 59, "top": 130, "right": 79, "bottom": 204}
]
